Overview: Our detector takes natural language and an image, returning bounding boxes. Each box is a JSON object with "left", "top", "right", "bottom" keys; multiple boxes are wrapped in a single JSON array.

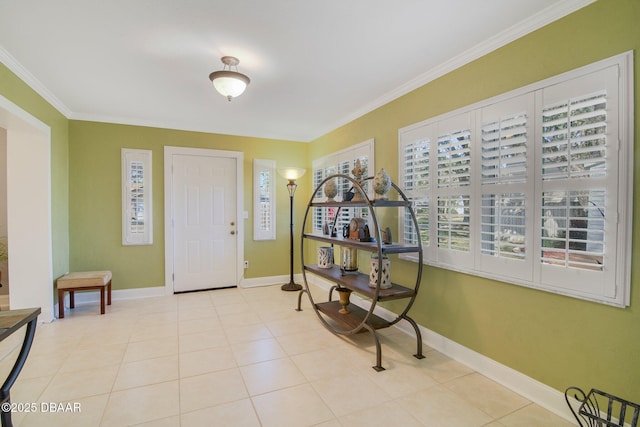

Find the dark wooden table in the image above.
[{"left": 0, "top": 308, "right": 41, "bottom": 427}]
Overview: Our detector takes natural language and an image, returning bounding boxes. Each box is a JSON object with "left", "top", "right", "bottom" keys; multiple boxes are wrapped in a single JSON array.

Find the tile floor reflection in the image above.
[{"left": 0, "top": 284, "right": 574, "bottom": 426}]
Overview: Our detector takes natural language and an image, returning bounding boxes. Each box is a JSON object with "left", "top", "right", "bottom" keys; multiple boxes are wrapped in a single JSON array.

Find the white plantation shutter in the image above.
[
  {"left": 397, "top": 52, "right": 632, "bottom": 306},
  {"left": 335, "top": 160, "right": 353, "bottom": 230},
  {"left": 541, "top": 91, "right": 607, "bottom": 180},
  {"left": 482, "top": 113, "right": 528, "bottom": 184},
  {"left": 478, "top": 94, "right": 534, "bottom": 280},
  {"left": 437, "top": 129, "right": 471, "bottom": 188},
  {"left": 481, "top": 193, "right": 526, "bottom": 259},
  {"left": 437, "top": 195, "right": 470, "bottom": 252},
  {"left": 312, "top": 168, "right": 325, "bottom": 231},
  {"left": 122, "top": 149, "right": 153, "bottom": 245},
  {"left": 399, "top": 127, "right": 431, "bottom": 252},
  {"left": 254, "top": 159, "right": 276, "bottom": 240},
  {"left": 538, "top": 64, "right": 620, "bottom": 299},
  {"left": 541, "top": 190, "right": 605, "bottom": 270},
  {"left": 434, "top": 114, "right": 474, "bottom": 267},
  {"left": 311, "top": 139, "right": 375, "bottom": 233}
]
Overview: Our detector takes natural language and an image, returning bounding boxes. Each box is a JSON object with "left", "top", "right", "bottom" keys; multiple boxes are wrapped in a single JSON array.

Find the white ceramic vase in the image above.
[
  {"left": 369, "top": 254, "right": 391, "bottom": 289},
  {"left": 317, "top": 246, "right": 333, "bottom": 268}
]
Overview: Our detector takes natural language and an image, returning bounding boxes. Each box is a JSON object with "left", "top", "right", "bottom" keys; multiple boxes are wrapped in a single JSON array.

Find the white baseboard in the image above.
[{"left": 304, "top": 274, "right": 576, "bottom": 424}]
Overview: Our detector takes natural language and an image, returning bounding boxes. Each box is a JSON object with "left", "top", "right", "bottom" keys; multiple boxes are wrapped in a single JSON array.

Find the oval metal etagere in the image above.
[{"left": 296, "top": 173, "right": 425, "bottom": 371}]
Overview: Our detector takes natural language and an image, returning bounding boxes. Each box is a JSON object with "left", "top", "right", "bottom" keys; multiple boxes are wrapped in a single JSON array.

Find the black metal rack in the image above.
[
  {"left": 565, "top": 386, "right": 640, "bottom": 427},
  {"left": 296, "top": 173, "right": 424, "bottom": 371}
]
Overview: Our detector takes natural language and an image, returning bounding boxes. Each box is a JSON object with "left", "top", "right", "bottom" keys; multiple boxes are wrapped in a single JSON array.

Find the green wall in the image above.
[
  {"left": 309, "top": 0, "right": 639, "bottom": 402},
  {"left": 0, "top": 63, "right": 70, "bottom": 283},
  {"left": 0, "top": 0, "right": 637, "bottom": 406},
  {"left": 68, "top": 121, "right": 309, "bottom": 290}
]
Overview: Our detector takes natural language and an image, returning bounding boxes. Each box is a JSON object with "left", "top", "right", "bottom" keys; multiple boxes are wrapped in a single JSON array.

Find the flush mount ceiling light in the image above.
[{"left": 208, "top": 56, "right": 250, "bottom": 101}]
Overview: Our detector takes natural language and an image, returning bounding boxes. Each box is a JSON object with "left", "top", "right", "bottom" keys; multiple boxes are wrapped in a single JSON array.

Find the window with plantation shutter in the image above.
[
  {"left": 398, "top": 51, "right": 633, "bottom": 307},
  {"left": 122, "top": 149, "right": 153, "bottom": 245},
  {"left": 478, "top": 94, "right": 534, "bottom": 281},
  {"left": 253, "top": 159, "right": 276, "bottom": 240},
  {"left": 399, "top": 128, "right": 431, "bottom": 254},
  {"left": 433, "top": 114, "right": 474, "bottom": 267},
  {"left": 311, "top": 139, "right": 374, "bottom": 234}
]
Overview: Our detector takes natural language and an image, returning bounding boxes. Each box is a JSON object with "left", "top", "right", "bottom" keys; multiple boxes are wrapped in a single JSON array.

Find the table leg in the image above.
[
  {"left": 58, "top": 290, "right": 65, "bottom": 319},
  {"left": 0, "top": 317, "right": 38, "bottom": 427}
]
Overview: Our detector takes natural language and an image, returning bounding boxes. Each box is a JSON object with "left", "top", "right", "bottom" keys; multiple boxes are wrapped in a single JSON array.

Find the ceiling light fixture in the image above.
[{"left": 208, "top": 56, "right": 250, "bottom": 101}]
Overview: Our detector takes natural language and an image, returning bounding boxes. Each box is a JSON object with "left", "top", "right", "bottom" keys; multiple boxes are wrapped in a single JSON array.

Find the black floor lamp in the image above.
[{"left": 278, "top": 167, "right": 306, "bottom": 291}]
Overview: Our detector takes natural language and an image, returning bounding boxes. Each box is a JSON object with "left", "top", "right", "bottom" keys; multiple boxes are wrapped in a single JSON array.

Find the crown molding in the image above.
[
  {"left": 1, "top": 0, "right": 596, "bottom": 142},
  {"left": 0, "top": 46, "right": 72, "bottom": 118},
  {"left": 322, "top": 0, "right": 597, "bottom": 141}
]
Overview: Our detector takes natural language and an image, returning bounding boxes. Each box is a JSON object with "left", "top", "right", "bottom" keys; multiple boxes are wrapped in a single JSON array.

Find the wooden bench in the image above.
[{"left": 57, "top": 271, "right": 112, "bottom": 318}]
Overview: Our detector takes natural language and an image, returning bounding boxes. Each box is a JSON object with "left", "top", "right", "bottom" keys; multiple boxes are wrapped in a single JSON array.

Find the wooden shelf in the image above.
[
  {"left": 310, "top": 199, "right": 410, "bottom": 208},
  {"left": 304, "top": 264, "right": 415, "bottom": 301},
  {"left": 315, "top": 301, "right": 390, "bottom": 331},
  {"left": 303, "top": 233, "right": 420, "bottom": 254}
]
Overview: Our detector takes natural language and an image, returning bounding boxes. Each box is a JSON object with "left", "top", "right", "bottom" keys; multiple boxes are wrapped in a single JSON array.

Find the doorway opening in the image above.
[{"left": 0, "top": 95, "right": 54, "bottom": 321}]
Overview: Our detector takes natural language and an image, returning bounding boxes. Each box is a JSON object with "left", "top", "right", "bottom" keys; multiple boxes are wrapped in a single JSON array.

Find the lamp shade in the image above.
[
  {"left": 209, "top": 70, "right": 250, "bottom": 99},
  {"left": 208, "top": 56, "right": 250, "bottom": 101},
  {"left": 278, "top": 167, "right": 306, "bottom": 181}
]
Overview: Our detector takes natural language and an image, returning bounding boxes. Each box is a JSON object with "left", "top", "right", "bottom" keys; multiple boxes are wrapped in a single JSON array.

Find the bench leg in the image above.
[
  {"left": 100, "top": 287, "right": 105, "bottom": 315},
  {"left": 58, "top": 290, "right": 65, "bottom": 319},
  {"left": 69, "top": 291, "right": 75, "bottom": 309},
  {"left": 107, "top": 280, "right": 112, "bottom": 306}
]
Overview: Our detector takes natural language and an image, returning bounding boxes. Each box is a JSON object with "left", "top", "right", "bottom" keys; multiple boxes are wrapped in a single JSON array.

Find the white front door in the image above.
[{"left": 170, "top": 152, "right": 238, "bottom": 292}]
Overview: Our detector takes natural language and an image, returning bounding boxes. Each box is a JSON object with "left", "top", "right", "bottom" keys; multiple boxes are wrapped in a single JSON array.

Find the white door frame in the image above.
[
  {"left": 163, "top": 146, "right": 244, "bottom": 295},
  {"left": 0, "top": 95, "right": 54, "bottom": 322}
]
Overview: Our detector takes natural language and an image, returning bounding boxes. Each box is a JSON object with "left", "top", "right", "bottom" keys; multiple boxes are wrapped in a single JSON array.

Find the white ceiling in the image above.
[{"left": 0, "top": 0, "right": 593, "bottom": 142}]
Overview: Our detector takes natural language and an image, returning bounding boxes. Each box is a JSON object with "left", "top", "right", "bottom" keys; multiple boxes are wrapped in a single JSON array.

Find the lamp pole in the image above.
[{"left": 281, "top": 179, "right": 302, "bottom": 291}]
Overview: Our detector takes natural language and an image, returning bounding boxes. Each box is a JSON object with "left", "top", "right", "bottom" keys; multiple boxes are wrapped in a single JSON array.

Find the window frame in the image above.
[
  {"left": 398, "top": 51, "right": 634, "bottom": 307},
  {"left": 312, "top": 139, "right": 375, "bottom": 233},
  {"left": 122, "top": 148, "right": 153, "bottom": 246},
  {"left": 253, "top": 159, "right": 277, "bottom": 241}
]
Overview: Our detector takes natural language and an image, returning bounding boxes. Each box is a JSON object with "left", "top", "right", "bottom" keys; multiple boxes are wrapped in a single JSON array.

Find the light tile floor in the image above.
[{"left": 0, "top": 284, "right": 575, "bottom": 426}]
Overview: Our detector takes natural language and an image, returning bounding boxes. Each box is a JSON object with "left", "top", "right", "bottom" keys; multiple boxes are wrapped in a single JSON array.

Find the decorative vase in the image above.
[
  {"left": 373, "top": 168, "right": 391, "bottom": 200},
  {"left": 324, "top": 179, "right": 338, "bottom": 201},
  {"left": 369, "top": 254, "right": 392, "bottom": 289},
  {"left": 336, "top": 287, "right": 352, "bottom": 314},
  {"left": 317, "top": 246, "right": 333, "bottom": 268},
  {"left": 340, "top": 247, "right": 358, "bottom": 271}
]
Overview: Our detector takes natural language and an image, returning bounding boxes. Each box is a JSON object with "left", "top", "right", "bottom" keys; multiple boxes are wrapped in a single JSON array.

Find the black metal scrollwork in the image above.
[{"left": 565, "top": 386, "right": 640, "bottom": 427}]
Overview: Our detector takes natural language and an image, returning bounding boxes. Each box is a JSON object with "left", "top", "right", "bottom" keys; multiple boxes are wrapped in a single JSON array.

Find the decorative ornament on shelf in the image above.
[
  {"left": 382, "top": 227, "right": 393, "bottom": 245},
  {"left": 336, "top": 287, "right": 353, "bottom": 314},
  {"left": 343, "top": 190, "right": 355, "bottom": 202},
  {"left": 317, "top": 246, "right": 333, "bottom": 269},
  {"left": 351, "top": 159, "right": 365, "bottom": 201},
  {"left": 340, "top": 247, "right": 358, "bottom": 272},
  {"left": 324, "top": 178, "right": 337, "bottom": 201},
  {"left": 369, "top": 254, "right": 392, "bottom": 289},
  {"left": 373, "top": 168, "right": 391, "bottom": 200}
]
